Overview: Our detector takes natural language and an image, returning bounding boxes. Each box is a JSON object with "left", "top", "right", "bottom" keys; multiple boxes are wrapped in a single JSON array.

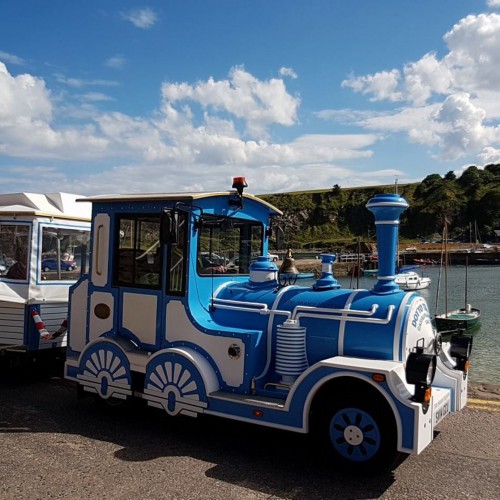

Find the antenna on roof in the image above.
[{"left": 394, "top": 176, "right": 399, "bottom": 194}]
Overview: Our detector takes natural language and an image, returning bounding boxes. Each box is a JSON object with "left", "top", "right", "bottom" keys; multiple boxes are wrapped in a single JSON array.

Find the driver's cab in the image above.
[{"left": 70, "top": 181, "right": 282, "bottom": 363}]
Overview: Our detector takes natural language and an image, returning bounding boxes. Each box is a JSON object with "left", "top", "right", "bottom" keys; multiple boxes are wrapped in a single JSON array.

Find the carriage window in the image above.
[
  {"left": 40, "top": 227, "right": 90, "bottom": 281},
  {"left": 0, "top": 224, "right": 30, "bottom": 280},
  {"left": 115, "top": 215, "right": 161, "bottom": 288},
  {"left": 197, "top": 216, "right": 263, "bottom": 275}
]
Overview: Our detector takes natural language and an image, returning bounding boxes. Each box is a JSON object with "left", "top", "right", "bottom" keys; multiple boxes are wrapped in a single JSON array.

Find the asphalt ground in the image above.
[{"left": 1, "top": 366, "right": 499, "bottom": 500}]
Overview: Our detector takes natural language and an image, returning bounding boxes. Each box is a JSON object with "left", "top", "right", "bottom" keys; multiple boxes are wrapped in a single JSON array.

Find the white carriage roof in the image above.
[
  {"left": 81, "top": 191, "right": 283, "bottom": 216},
  {"left": 0, "top": 192, "right": 91, "bottom": 221}
]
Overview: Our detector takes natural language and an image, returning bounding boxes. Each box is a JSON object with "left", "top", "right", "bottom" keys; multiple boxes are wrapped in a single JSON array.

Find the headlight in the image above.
[
  {"left": 450, "top": 334, "right": 473, "bottom": 359},
  {"left": 406, "top": 349, "right": 437, "bottom": 386},
  {"left": 450, "top": 334, "right": 473, "bottom": 375}
]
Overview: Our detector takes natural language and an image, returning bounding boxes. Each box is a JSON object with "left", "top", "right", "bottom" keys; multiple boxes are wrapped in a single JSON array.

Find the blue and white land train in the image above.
[{"left": 64, "top": 179, "right": 472, "bottom": 470}]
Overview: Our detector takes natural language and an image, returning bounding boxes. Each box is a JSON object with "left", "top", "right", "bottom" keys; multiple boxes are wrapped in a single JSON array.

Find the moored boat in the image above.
[
  {"left": 434, "top": 224, "right": 480, "bottom": 333},
  {"left": 434, "top": 305, "right": 481, "bottom": 331},
  {"left": 394, "top": 270, "right": 431, "bottom": 291}
]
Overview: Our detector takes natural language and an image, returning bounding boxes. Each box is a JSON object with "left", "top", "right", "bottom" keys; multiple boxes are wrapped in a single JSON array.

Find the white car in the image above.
[{"left": 268, "top": 253, "right": 279, "bottom": 262}]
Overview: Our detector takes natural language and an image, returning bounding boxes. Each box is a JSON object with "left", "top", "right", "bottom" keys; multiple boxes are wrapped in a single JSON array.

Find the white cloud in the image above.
[
  {"left": 334, "top": 12, "right": 500, "bottom": 163},
  {"left": 80, "top": 92, "right": 114, "bottom": 102},
  {"left": 442, "top": 13, "right": 500, "bottom": 93},
  {"left": 55, "top": 74, "right": 120, "bottom": 88},
  {"left": 343, "top": 13, "right": 500, "bottom": 105},
  {"left": 105, "top": 55, "right": 126, "bottom": 69},
  {"left": 0, "top": 51, "right": 25, "bottom": 65},
  {"left": 0, "top": 62, "right": 381, "bottom": 195},
  {"left": 477, "top": 146, "right": 500, "bottom": 164},
  {"left": 403, "top": 52, "right": 454, "bottom": 106},
  {"left": 487, "top": 0, "right": 500, "bottom": 8},
  {"left": 433, "top": 93, "right": 499, "bottom": 160},
  {"left": 279, "top": 67, "right": 298, "bottom": 79},
  {"left": 342, "top": 69, "right": 402, "bottom": 102},
  {"left": 121, "top": 8, "right": 158, "bottom": 29},
  {"left": 161, "top": 66, "right": 300, "bottom": 138},
  {"left": 0, "top": 63, "right": 108, "bottom": 159},
  {"left": 0, "top": 62, "right": 52, "bottom": 123}
]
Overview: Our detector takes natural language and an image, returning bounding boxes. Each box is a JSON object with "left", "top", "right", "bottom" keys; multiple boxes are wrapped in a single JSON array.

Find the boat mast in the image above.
[
  {"left": 464, "top": 254, "right": 468, "bottom": 310},
  {"left": 444, "top": 220, "right": 449, "bottom": 318}
]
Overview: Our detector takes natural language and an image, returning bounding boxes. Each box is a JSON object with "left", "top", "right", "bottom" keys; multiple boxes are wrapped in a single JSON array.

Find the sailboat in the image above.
[{"left": 434, "top": 222, "right": 480, "bottom": 332}]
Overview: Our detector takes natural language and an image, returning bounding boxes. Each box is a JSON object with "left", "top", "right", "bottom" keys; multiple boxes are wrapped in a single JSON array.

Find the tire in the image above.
[
  {"left": 43, "top": 267, "right": 51, "bottom": 272},
  {"left": 318, "top": 393, "right": 398, "bottom": 473}
]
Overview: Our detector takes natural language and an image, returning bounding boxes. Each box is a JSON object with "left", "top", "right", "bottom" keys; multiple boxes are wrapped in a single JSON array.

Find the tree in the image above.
[
  {"left": 484, "top": 164, "right": 500, "bottom": 177},
  {"left": 332, "top": 184, "right": 341, "bottom": 195}
]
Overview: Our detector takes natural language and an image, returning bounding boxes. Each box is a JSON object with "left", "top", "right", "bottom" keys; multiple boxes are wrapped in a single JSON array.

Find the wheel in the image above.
[
  {"left": 317, "top": 393, "right": 398, "bottom": 473},
  {"left": 43, "top": 267, "right": 51, "bottom": 272},
  {"left": 77, "top": 341, "right": 132, "bottom": 404},
  {"left": 143, "top": 351, "right": 209, "bottom": 417},
  {"left": 67, "top": 266, "right": 74, "bottom": 271}
]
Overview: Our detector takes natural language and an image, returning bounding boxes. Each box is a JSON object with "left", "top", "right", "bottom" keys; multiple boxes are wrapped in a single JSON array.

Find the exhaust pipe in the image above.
[{"left": 366, "top": 193, "right": 409, "bottom": 294}]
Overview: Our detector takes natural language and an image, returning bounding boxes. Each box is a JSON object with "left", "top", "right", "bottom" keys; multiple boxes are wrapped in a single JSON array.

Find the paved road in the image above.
[{"left": 1, "top": 370, "right": 499, "bottom": 500}]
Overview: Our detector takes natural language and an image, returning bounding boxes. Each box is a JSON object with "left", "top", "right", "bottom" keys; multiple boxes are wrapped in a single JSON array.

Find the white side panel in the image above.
[
  {"left": 122, "top": 292, "right": 157, "bottom": 345},
  {"left": 166, "top": 301, "right": 244, "bottom": 387},
  {"left": 0, "top": 301, "right": 25, "bottom": 345},
  {"left": 91, "top": 213, "right": 110, "bottom": 288},
  {"left": 89, "top": 291, "right": 115, "bottom": 342},
  {"left": 69, "top": 280, "right": 89, "bottom": 353}
]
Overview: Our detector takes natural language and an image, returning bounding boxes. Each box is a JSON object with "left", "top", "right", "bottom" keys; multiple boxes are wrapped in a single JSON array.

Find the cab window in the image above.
[
  {"left": 114, "top": 215, "right": 161, "bottom": 288},
  {"left": 197, "top": 216, "right": 263, "bottom": 275}
]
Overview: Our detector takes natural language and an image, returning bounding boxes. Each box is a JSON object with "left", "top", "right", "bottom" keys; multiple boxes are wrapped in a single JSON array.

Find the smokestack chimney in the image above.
[{"left": 366, "top": 193, "right": 409, "bottom": 294}]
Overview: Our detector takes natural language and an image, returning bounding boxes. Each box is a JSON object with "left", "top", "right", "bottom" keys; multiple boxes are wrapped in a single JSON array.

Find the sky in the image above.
[{"left": 2, "top": 0, "right": 500, "bottom": 196}]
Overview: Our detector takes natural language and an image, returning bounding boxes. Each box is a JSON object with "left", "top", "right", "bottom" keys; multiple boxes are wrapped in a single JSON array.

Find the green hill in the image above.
[{"left": 260, "top": 165, "right": 500, "bottom": 249}]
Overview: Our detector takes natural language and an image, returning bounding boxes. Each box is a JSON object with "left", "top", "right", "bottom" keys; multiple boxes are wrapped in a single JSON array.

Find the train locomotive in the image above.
[{"left": 64, "top": 179, "right": 472, "bottom": 471}]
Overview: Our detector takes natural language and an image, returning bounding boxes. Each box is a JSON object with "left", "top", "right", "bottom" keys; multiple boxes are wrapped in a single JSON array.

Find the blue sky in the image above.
[{"left": 1, "top": 0, "right": 500, "bottom": 196}]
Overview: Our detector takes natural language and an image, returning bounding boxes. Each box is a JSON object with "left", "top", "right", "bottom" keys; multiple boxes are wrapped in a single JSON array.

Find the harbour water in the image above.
[{"left": 302, "top": 265, "right": 499, "bottom": 385}]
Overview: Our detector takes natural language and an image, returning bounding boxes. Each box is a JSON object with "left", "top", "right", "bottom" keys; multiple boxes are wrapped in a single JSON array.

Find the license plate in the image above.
[{"left": 433, "top": 391, "right": 450, "bottom": 427}]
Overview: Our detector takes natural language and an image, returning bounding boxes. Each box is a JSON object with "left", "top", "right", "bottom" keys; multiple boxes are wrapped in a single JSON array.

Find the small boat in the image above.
[
  {"left": 434, "top": 247, "right": 480, "bottom": 331},
  {"left": 434, "top": 305, "right": 481, "bottom": 331},
  {"left": 394, "top": 271, "right": 431, "bottom": 291},
  {"left": 414, "top": 258, "right": 436, "bottom": 265}
]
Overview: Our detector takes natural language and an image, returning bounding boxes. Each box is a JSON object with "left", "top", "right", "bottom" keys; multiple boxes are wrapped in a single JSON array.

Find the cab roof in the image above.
[{"left": 80, "top": 191, "right": 283, "bottom": 216}]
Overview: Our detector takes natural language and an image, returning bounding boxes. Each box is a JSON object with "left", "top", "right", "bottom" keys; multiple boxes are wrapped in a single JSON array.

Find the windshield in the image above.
[{"left": 197, "top": 216, "right": 263, "bottom": 275}]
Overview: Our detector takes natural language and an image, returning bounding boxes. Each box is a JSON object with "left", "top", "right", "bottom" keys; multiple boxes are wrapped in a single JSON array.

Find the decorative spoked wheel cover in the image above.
[
  {"left": 78, "top": 342, "right": 131, "bottom": 400},
  {"left": 144, "top": 353, "right": 207, "bottom": 416},
  {"left": 329, "top": 407, "right": 381, "bottom": 462}
]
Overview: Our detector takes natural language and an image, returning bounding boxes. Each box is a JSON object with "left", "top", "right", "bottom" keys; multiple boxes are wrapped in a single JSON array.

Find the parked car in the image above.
[
  {"left": 268, "top": 253, "right": 279, "bottom": 262},
  {"left": 200, "top": 252, "right": 227, "bottom": 266},
  {"left": 41, "top": 259, "right": 77, "bottom": 272}
]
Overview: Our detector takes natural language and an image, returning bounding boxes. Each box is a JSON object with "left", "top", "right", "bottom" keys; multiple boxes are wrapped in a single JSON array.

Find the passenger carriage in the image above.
[{"left": 0, "top": 193, "right": 90, "bottom": 364}]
